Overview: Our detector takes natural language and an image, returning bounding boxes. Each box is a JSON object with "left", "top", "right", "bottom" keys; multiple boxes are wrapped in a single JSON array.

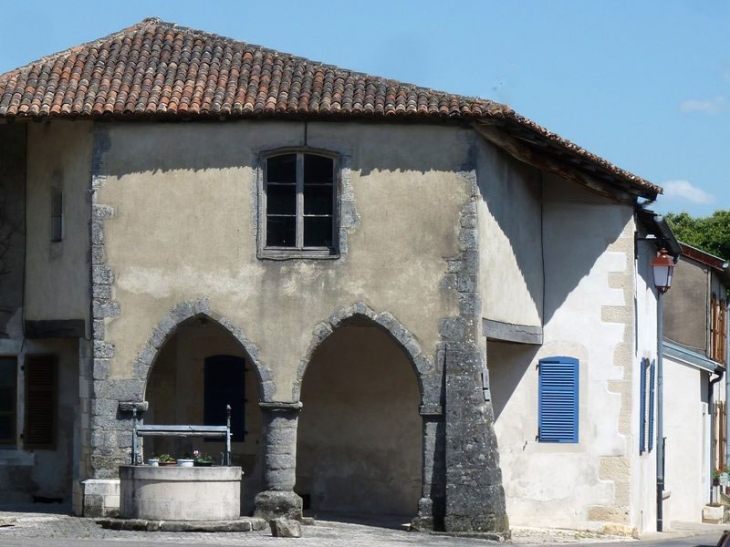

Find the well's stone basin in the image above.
[{"left": 120, "top": 465, "right": 242, "bottom": 521}]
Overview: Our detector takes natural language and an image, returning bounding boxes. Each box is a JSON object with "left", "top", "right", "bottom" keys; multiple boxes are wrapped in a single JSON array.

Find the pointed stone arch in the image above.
[
  {"left": 293, "top": 302, "right": 438, "bottom": 406},
  {"left": 133, "top": 298, "right": 275, "bottom": 400}
]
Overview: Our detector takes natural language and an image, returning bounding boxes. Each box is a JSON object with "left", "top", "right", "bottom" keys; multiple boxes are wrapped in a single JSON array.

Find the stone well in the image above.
[{"left": 120, "top": 465, "right": 242, "bottom": 521}]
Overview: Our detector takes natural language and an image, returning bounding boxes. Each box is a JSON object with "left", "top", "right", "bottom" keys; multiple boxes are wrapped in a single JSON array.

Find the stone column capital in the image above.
[{"left": 259, "top": 401, "right": 303, "bottom": 412}]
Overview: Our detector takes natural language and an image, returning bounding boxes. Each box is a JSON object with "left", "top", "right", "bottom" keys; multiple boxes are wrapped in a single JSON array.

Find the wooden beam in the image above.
[
  {"left": 473, "top": 124, "right": 638, "bottom": 205},
  {"left": 483, "top": 318, "right": 543, "bottom": 345},
  {"left": 24, "top": 319, "right": 85, "bottom": 339}
]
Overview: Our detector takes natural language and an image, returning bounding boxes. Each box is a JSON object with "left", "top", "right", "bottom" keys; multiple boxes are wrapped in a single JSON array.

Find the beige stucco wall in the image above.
[
  {"left": 476, "top": 139, "right": 543, "bottom": 327},
  {"left": 296, "top": 324, "right": 421, "bottom": 516},
  {"left": 490, "top": 175, "right": 637, "bottom": 532},
  {"left": 25, "top": 121, "right": 92, "bottom": 323},
  {"left": 96, "top": 121, "right": 473, "bottom": 400}
]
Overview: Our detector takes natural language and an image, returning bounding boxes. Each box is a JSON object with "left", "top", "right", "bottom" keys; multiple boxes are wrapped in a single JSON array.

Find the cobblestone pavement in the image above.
[{"left": 0, "top": 505, "right": 727, "bottom": 547}]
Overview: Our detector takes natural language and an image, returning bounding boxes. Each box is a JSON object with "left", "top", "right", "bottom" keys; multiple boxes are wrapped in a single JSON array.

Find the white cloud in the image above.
[
  {"left": 662, "top": 180, "right": 715, "bottom": 205},
  {"left": 680, "top": 96, "right": 727, "bottom": 114}
]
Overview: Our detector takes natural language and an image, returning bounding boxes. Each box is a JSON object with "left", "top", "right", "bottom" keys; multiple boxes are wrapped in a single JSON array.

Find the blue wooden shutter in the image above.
[
  {"left": 639, "top": 358, "right": 647, "bottom": 454},
  {"left": 648, "top": 359, "right": 656, "bottom": 452},
  {"left": 538, "top": 357, "right": 579, "bottom": 443}
]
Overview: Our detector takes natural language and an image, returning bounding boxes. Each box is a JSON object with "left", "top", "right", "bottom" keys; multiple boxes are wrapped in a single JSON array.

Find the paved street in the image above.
[{"left": 0, "top": 505, "right": 726, "bottom": 547}]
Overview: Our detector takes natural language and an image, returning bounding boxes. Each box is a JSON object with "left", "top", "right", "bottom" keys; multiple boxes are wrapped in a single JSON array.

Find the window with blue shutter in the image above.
[
  {"left": 538, "top": 356, "right": 579, "bottom": 443},
  {"left": 648, "top": 359, "right": 656, "bottom": 452},
  {"left": 639, "top": 358, "right": 648, "bottom": 454}
]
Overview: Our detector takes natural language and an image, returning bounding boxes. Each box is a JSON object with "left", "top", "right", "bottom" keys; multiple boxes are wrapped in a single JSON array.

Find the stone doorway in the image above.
[
  {"left": 145, "top": 315, "right": 263, "bottom": 515},
  {"left": 295, "top": 319, "right": 422, "bottom": 518}
]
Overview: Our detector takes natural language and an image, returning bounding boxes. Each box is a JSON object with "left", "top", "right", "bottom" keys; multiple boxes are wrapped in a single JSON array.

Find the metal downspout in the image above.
[{"left": 656, "top": 292, "right": 665, "bottom": 532}]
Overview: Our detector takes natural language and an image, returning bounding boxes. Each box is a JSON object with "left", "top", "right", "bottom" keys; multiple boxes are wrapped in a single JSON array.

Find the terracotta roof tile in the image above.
[{"left": 0, "top": 17, "right": 662, "bottom": 198}]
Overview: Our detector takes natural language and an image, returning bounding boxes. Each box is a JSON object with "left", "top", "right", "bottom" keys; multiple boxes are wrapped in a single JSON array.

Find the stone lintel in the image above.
[{"left": 483, "top": 318, "right": 543, "bottom": 345}]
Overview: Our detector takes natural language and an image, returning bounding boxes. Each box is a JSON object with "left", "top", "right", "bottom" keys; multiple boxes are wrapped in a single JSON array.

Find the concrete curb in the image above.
[{"left": 97, "top": 517, "right": 267, "bottom": 532}]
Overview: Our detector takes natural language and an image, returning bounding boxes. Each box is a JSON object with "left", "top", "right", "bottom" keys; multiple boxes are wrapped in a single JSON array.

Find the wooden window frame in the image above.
[
  {"left": 258, "top": 148, "right": 340, "bottom": 260},
  {"left": 711, "top": 293, "right": 727, "bottom": 364}
]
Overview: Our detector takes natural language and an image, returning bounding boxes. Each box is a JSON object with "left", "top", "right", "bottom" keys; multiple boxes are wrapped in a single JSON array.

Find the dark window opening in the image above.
[
  {"left": 264, "top": 152, "right": 336, "bottom": 253},
  {"left": 0, "top": 357, "right": 17, "bottom": 445},
  {"left": 51, "top": 189, "right": 63, "bottom": 242},
  {"left": 24, "top": 355, "right": 57, "bottom": 449},
  {"left": 204, "top": 355, "right": 245, "bottom": 442}
]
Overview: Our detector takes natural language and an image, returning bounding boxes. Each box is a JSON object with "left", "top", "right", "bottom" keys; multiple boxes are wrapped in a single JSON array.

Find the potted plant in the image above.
[
  {"left": 158, "top": 454, "right": 176, "bottom": 466},
  {"left": 176, "top": 452, "right": 194, "bottom": 467},
  {"left": 147, "top": 456, "right": 159, "bottom": 466},
  {"left": 193, "top": 450, "right": 215, "bottom": 467}
]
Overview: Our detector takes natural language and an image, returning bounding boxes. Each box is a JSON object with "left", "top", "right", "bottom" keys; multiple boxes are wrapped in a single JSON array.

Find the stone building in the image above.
[{"left": 0, "top": 18, "right": 676, "bottom": 535}]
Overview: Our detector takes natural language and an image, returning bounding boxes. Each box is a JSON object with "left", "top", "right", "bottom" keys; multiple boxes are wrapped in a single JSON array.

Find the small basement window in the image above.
[{"left": 260, "top": 151, "right": 338, "bottom": 258}]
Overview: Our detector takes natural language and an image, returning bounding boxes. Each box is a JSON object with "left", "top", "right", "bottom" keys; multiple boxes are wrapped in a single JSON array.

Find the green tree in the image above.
[{"left": 665, "top": 210, "right": 730, "bottom": 261}]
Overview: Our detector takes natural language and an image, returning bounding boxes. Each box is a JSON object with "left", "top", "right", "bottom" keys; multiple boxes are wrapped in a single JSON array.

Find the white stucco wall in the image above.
[
  {"left": 490, "top": 173, "right": 637, "bottom": 533},
  {"left": 631, "top": 234, "right": 659, "bottom": 533},
  {"left": 663, "top": 358, "right": 709, "bottom": 523}
]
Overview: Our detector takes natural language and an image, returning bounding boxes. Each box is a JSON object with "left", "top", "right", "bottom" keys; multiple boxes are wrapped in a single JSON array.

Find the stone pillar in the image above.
[
  {"left": 413, "top": 408, "right": 446, "bottom": 531},
  {"left": 254, "top": 401, "right": 303, "bottom": 521},
  {"left": 443, "top": 346, "right": 509, "bottom": 537}
]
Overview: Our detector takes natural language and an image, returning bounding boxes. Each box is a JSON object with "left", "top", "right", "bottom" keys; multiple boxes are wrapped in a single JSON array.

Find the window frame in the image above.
[
  {"left": 258, "top": 148, "right": 340, "bottom": 260},
  {"left": 0, "top": 357, "right": 17, "bottom": 446}
]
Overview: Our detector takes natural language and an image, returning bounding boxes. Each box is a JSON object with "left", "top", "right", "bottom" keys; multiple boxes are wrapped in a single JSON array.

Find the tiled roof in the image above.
[{"left": 0, "top": 18, "right": 661, "bottom": 198}]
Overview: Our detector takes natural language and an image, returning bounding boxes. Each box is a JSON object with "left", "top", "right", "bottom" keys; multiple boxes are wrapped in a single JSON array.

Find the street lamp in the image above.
[
  {"left": 654, "top": 247, "right": 676, "bottom": 532},
  {"left": 652, "top": 248, "right": 675, "bottom": 294}
]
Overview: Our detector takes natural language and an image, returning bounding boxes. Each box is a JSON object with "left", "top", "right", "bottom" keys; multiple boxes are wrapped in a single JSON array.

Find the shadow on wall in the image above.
[
  {"left": 0, "top": 124, "right": 26, "bottom": 339},
  {"left": 488, "top": 341, "right": 540, "bottom": 421},
  {"left": 95, "top": 121, "right": 473, "bottom": 179},
  {"left": 477, "top": 139, "right": 632, "bottom": 327}
]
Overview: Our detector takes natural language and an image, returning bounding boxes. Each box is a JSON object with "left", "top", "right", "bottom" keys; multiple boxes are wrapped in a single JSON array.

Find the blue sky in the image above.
[{"left": 1, "top": 1, "right": 727, "bottom": 217}]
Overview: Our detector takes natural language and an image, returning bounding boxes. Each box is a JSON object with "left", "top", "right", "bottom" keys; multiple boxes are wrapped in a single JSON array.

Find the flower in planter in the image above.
[{"left": 193, "top": 450, "right": 215, "bottom": 465}]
